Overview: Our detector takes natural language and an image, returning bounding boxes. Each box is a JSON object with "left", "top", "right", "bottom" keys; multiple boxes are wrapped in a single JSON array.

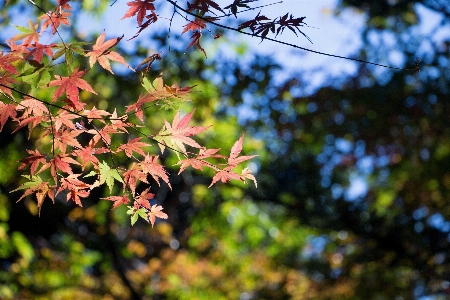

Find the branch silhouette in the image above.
[{"left": 165, "top": 0, "right": 413, "bottom": 71}]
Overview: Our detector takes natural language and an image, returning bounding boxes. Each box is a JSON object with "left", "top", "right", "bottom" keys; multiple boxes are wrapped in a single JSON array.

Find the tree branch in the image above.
[{"left": 165, "top": 0, "right": 413, "bottom": 71}]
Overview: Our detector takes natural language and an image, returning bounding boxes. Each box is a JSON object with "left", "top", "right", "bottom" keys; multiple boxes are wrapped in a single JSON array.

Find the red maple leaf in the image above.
[
  {"left": 208, "top": 134, "right": 257, "bottom": 187},
  {"left": 139, "top": 155, "right": 170, "bottom": 188},
  {"left": 116, "top": 137, "right": 151, "bottom": 158},
  {"left": 87, "top": 124, "right": 121, "bottom": 146},
  {"left": 121, "top": 0, "right": 155, "bottom": 26},
  {"left": 53, "top": 127, "right": 83, "bottom": 153},
  {"left": 53, "top": 110, "right": 80, "bottom": 131},
  {"left": 109, "top": 109, "right": 130, "bottom": 133},
  {"left": 83, "top": 106, "right": 111, "bottom": 123},
  {"left": 177, "top": 147, "right": 224, "bottom": 173},
  {"left": 147, "top": 204, "right": 168, "bottom": 227},
  {"left": 12, "top": 114, "right": 49, "bottom": 138},
  {"left": 45, "top": 154, "right": 81, "bottom": 183},
  {"left": 101, "top": 194, "right": 131, "bottom": 209},
  {"left": 13, "top": 98, "right": 49, "bottom": 136},
  {"left": 128, "top": 11, "right": 158, "bottom": 40},
  {"left": 0, "top": 73, "right": 17, "bottom": 98},
  {"left": 209, "top": 166, "right": 241, "bottom": 187},
  {"left": 125, "top": 93, "right": 158, "bottom": 122},
  {"left": 8, "top": 19, "right": 40, "bottom": 46},
  {"left": 0, "top": 53, "right": 21, "bottom": 74},
  {"left": 182, "top": 18, "right": 208, "bottom": 34},
  {"left": 48, "top": 67, "right": 97, "bottom": 107},
  {"left": 0, "top": 102, "right": 17, "bottom": 131},
  {"left": 122, "top": 165, "right": 149, "bottom": 195},
  {"left": 228, "top": 133, "right": 256, "bottom": 167},
  {"left": 57, "top": 174, "right": 90, "bottom": 207},
  {"left": 16, "top": 98, "right": 49, "bottom": 118},
  {"left": 186, "top": 31, "right": 207, "bottom": 57},
  {"left": 24, "top": 42, "right": 55, "bottom": 63},
  {"left": 158, "top": 109, "right": 210, "bottom": 154},
  {"left": 134, "top": 188, "right": 155, "bottom": 210},
  {"left": 17, "top": 149, "right": 47, "bottom": 176},
  {"left": 12, "top": 176, "right": 55, "bottom": 216},
  {"left": 71, "top": 139, "right": 109, "bottom": 170},
  {"left": 39, "top": 10, "right": 71, "bottom": 34},
  {"left": 86, "top": 31, "right": 132, "bottom": 74}
]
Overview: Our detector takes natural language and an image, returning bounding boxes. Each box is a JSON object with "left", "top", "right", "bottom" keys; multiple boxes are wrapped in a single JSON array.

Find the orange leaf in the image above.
[
  {"left": 48, "top": 67, "right": 97, "bottom": 107},
  {"left": 101, "top": 194, "right": 131, "bottom": 209},
  {"left": 121, "top": 0, "right": 156, "bottom": 26},
  {"left": 86, "top": 31, "right": 133, "bottom": 74},
  {"left": 0, "top": 102, "right": 17, "bottom": 131},
  {"left": 147, "top": 204, "right": 167, "bottom": 227}
]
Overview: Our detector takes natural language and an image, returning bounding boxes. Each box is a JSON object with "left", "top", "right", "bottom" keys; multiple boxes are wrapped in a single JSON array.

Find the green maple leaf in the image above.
[{"left": 98, "top": 161, "right": 123, "bottom": 193}]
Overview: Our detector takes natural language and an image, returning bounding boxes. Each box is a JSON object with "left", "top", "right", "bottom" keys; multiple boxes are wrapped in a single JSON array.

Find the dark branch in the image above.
[{"left": 165, "top": 0, "right": 413, "bottom": 71}]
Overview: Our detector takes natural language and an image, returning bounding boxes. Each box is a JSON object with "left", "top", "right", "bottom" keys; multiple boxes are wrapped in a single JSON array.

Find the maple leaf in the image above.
[
  {"left": 182, "top": 18, "right": 208, "bottom": 34},
  {"left": 228, "top": 133, "right": 257, "bottom": 167},
  {"left": 14, "top": 98, "right": 49, "bottom": 136},
  {"left": 209, "top": 166, "right": 241, "bottom": 187},
  {"left": 71, "top": 139, "right": 109, "bottom": 170},
  {"left": 53, "top": 127, "right": 83, "bottom": 153},
  {"left": 87, "top": 124, "right": 122, "bottom": 146},
  {"left": 98, "top": 161, "right": 124, "bottom": 193},
  {"left": 39, "top": 10, "right": 71, "bottom": 34},
  {"left": 11, "top": 175, "right": 55, "bottom": 216},
  {"left": 17, "top": 149, "right": 47, "bottom": 176},
  {"left": 86, "top": 31, "right": 133, "bottom": 74},
  {"left": 186, "top": 31, "right": 207, "bottom": 57},
  {"left": 139, "top": 155, "right": 171, "bottom": 188},
  {"left": 48, "top": 67, "right": 97, "bottom": 107},
  {"left": 101, "top": 194, "right": 131, "bottom": 209},
  {"left": 176, "top": 147, "right": 224, "bottom": 174},
  {"left": 17, "top": 98, "right": 49, "bottom": 117},
  {"left": 224, "top": 0, "right": 255, "bottom": 18},
  {"left": 135, "top": 188, "right": 154, "bottom": 209},
  {"left": 128, "top": 12, "right": 158, "bottom": 40},
  {"left": 125, "top": 93, "right": 158, "bottom": 122},
  {"left": 109, "top": 109, "right": 130, "bottom": 133},
  {"left": 116, "top": 137, "right": 151, "bottom": 158},
  {"left": 0, "top": 53, "right": 21, "bottom": 74},
  {"left": 0, "top": 73, "right": 17, "bottom": 97},
  {"left": 187, "top": 0, "right": 224, "bottom": 14},
  {"left": 0, "top": 102, "right": 17, "bottom": 131},
  {"left": 121, "top": 0, "right": 156, "bottom": 26},
  {"left": 67, "top": 188, "right": 89, "bottom": 207},
  {"left": 122, "top": 165, "right": 149, "bottom": 195},
  {"left": 86, "top": 110, "right": 129, "bottom": 146},
  {"left": 208, "top": 134, "right": 257, "bottom": 187},
  {"left": 127, "top": 206, "right": 147, "bottom": 225},
  {"left": 24, "top": 42, "right": 55, "bottom": 63},
  {"left": 53, "top": 110, "right": 80, "bottom": 131},
  {"left": 45, "top": 154, "right": 81, "bottom": 183},
  {"left": 57, "top": 174, "right": 90, "bottom": 207},
  {"left": 157, "top": 109, "right": 210, "bottom": 155},
  {"left": 274, "top": 13, "right": 310, "bottom": 42},
  {"left": 9, "top": 19, "right": 40, "bottom": 46},
  {"left": 147, "top": 204, "right": 168, "bottom": 227},
  {"left": 83, "top": 106, "right": 111, "bottom": 123},
  {"left": 240, "top": 167, "right": 257, "bottom": 187},
  {"left": 12, "top": 112, "right": 49, "bottom": 138}
]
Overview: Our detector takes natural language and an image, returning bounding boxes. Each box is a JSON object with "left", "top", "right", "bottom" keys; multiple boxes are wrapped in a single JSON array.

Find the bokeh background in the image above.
[{"left": 1, "top": 0, "right": 450, "bottom": 299}]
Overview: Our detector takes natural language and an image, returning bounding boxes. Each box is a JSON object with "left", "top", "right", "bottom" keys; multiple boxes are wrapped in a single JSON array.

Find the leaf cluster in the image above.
[{"left": 0, "top": 0, "right": 259, "bottom": 225}]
